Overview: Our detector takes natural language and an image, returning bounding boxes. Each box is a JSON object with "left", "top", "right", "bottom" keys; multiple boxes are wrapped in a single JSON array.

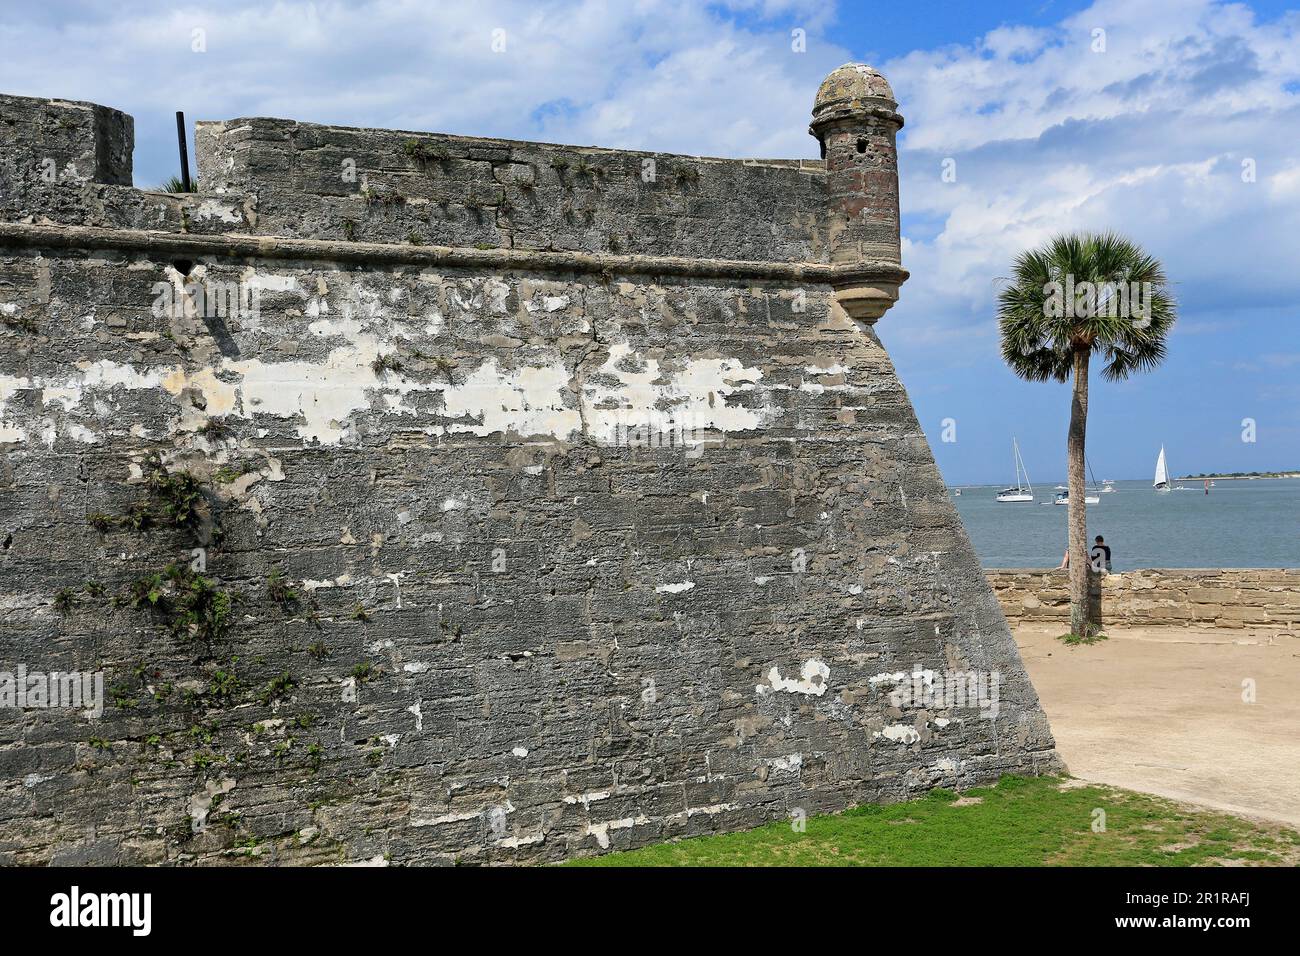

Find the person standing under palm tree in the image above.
[{"left": 998, "top": 233, "right": 1175, "bottom": 639}]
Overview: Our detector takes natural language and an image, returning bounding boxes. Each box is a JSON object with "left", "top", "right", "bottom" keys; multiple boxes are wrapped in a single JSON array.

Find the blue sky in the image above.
[{"left": 1, "top": 0, "right": 1297, "bottom": 484}]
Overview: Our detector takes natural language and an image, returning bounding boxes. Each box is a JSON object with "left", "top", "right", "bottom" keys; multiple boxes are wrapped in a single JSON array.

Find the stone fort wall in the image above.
[
  {"left": 988, "top": 568, "right": 1300, "bottom": 632},
  {"left": 0, "top": 69, "right": 1058, "bottom": 865}
]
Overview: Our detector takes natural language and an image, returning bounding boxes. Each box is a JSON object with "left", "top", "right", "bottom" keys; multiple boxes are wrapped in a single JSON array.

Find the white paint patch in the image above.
[
  {"left": 585, "top": 815, "right": 650, "bottom": 850},
  {"left": 195, "top": 199, "right": 242, "bottom": 223},
  {"left": 410, "top": 809, "right": 480, "bottom": 828},
  {"left": 0, "top": 282, "right": 774, "bottom": 450},
  {"left": 302, "top": 574, "right": 352, "bottom": 590},
  {"left": 762, "top": 753, "right": 803, "bottom": 774},
  {"left": 562, "top": 790, "right": 611, "bottom": 808},
  {"left": 762, "top": 659, "right": 830, "bottom": 696},
  {"left": 189, "top": 777, "right": 236, "bottom": 832},
  {"left": 875, "top": 724, "right": 921, "bottom": 744},
  {"left": 655, "top": 581, "right": 695, "bottom": 594}
]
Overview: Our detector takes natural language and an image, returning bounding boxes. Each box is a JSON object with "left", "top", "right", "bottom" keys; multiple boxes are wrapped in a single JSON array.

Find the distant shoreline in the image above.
[
  {"left": 949, "top": 473, "right": 1299, "bottom": 488},
  {"left": 1175, "top": 473, "right": 1300, "bottom": 481}
]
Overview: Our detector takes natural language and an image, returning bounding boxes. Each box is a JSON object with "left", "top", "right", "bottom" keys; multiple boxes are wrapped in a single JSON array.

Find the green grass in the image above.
[
  {"left": 1057, "top": 631, "right": 1109, "bottom": 645},
  {"left": 568, "top": 775, "right": 1300, "bottom": 867}
]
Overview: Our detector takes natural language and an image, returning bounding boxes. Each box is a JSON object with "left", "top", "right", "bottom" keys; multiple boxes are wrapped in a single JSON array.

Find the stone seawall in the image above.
[{"left": 987, "top": 568, "right": 1300, "bottom": 631}]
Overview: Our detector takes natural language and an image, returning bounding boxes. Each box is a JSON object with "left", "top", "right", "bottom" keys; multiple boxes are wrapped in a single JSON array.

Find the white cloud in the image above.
[
  {"left": 884, "top": 0, "right": 1300, "bottom": 354},
  {"left": 0, "top": 0, "right": 848, "bottom": 185}
]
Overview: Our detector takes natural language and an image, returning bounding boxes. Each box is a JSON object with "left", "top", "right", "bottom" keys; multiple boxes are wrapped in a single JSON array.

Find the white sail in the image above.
[
  {"left": 997, "top": 438, "right": 1035, "bottom": 502},
  {"left": 1153, "top": 445, "right": 1169, "bottom": 489}
]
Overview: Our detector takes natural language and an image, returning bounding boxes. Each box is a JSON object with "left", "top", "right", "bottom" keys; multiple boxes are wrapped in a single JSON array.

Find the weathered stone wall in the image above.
[
  {"left": 193, "top": 116, "right": 830, "bottom": 259},
  {"left": 0, "top": 73, "right": 1058, "bottom": 866},
  {"left": 988, "top": 568, "right": 1300, "bottom": 631}
]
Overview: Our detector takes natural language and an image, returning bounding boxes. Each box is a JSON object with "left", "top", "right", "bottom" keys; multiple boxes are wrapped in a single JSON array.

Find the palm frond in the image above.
[{"left": 997, "top": 230, "right": 1177, "bottom": 384}]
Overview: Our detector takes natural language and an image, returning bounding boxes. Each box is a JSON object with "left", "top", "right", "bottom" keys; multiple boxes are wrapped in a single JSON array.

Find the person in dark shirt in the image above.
[{"left": 1090, "top": 535, "right": 1112, "bottom": 572}]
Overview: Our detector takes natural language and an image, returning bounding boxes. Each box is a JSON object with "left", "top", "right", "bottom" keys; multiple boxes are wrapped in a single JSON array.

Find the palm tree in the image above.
[{"left": 997, "top": 233, "right": 1176, "bottom": 638}]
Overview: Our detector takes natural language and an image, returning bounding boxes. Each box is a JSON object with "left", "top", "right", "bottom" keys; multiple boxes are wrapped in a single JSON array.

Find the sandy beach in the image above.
[{"left": 1018, "top": 622, "right": 1300, "bottom": 825}]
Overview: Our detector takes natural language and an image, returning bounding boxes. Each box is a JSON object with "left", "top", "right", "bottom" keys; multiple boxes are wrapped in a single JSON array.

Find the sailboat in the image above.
[
  {"left": 1054, "top": 457, "right": 1103, "bottom": 505},
  {"left": 1054, "top": 487, "right": 1100, "bottom": 505},
  {"left": 1055, "top": 489, "right": 1100, "bottom": 505},
  {"left": 1154, "top": 445, "right": 1170, "bottom": 490},
  {"left": 996, "top": 438, "right": 1034, "bottom": 502}
]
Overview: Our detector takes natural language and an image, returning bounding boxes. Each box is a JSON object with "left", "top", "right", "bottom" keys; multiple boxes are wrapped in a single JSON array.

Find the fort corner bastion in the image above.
[{"left": 0, "top": 65, "right": 1059, "bottom": 865}]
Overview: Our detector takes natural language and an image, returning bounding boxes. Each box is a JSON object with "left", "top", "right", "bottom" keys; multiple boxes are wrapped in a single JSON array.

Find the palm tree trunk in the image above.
[{"left": 1068, "top": 347, "right": 1091, "bottom": 637}]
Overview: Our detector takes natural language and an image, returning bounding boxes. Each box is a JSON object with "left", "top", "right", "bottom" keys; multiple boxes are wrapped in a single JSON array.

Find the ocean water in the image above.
[{"left": 948, "top": 478, "right": 1299, "bottom": 570}]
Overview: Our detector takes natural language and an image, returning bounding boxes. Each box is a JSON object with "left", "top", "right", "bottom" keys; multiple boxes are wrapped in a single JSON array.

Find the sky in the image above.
[{"left": 1, "top": 0, "right": 1297, "bottom": 484}]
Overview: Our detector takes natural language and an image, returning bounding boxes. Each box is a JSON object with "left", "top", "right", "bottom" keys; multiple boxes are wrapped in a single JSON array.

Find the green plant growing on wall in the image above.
[
  {"left": 306, "top": 641, "right": 329, "bottom": 661},
  {"left": 341, "top": 219, "right": 357, "bottom": 241},
  {"left": 188, "top": 723, "right": 217, "bottom": 746},
  {"left": 209, "top": 667, "right": 241, "bottom": 702},
  {"left": 361, "top": 184, "right": 404, "bottom": 207},
  {"left": 674, "top": 165, "right": 700, "bottom": 187},
  {"left": 197, "top": 419, "right": 231, "bottom": 440},
  {"left": 109, "top": 685, "right": 139, "bottom": 709},
  {"left": 169, "top": 568, "right": 233, "bottom": 643},
  {"left": 351, "top": 604, "right": 370, "bottom": 622},
  {"left": 120, "top": 501, "right": 155, "bottom": 533},
  {"left": 144, "top": 454, "right": 207, "bottom": 532},
  {"left": 371, "top": 353, "right": 403, "bottom": 376},
  {"left": 402, "top": 138, "right": 449, "bottom": 165},
  {"left": 266, "top": 568, "right": 300, "bottom": 608},
  {"left": 193, "top": 751, "right": 219, "bottom": 770},
  {"left": 260, "top": 671, "right": 297, "bottom": 705},
  {"left": 351, "top": 662, "right": 375, "bottom": 683},
  {"left": 433, "top": 356, "right": 457, "bottom": 384},
  {"left": 406, "top": 229, "right": 425, "bottom": 246},
  {"left": 53, "top": 587, "right": 76, "bottom": 614},
  {"left": 127, "top": 573, "right": 166, "bottom": 609},
  {"left": 214, "top": 461, "right": 254, "bottom": 483},
  {"left": 87, "top": 512, "right": 114, "bottom": 533}
]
